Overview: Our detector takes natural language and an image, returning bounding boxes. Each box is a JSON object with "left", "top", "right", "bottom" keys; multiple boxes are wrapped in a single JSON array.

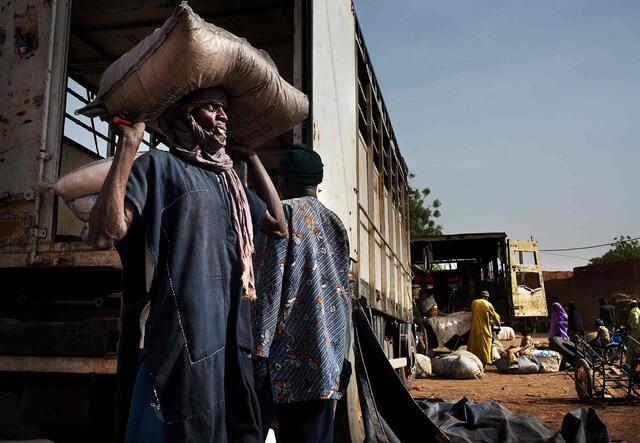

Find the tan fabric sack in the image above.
[
  {"left": 53, "top": 153, "right": 143, "bottom": 202},
  {"left": 77, "top": 2, "right": 308, "bottom": 148},
  {"left": 67, "top": 194, "right": 99, "bottom": 222}
]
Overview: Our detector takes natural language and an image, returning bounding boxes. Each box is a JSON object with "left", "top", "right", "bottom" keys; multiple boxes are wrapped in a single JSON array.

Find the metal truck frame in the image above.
[
  {"left": 411, "top": 233, "right": 548, "bottom": 327},
  {"left": 0, "top": 1, "right": 413, "bottom": 440}
]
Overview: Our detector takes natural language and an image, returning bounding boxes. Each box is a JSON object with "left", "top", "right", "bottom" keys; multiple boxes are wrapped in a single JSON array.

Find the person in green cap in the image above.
[{"left": 251, "top": 144, "right": 352, "bottom": 443}]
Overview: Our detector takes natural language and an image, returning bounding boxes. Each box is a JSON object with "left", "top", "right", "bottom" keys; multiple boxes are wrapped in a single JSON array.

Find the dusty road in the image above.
[{"left": 412, "top": 369, "right": 640, "bottom": 442}]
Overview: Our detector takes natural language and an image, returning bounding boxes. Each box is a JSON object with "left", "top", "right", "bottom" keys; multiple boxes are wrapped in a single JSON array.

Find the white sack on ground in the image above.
[
  {"left": 77, "top": 2, "right": 308, "bottom": 148},
  {"left": 53, "top": 153, "right": 143, "bottom": 201},
  {"left": 426, "top": 312, "right": 472, "bottom": 347},
  {"left": 495, "top": 356, "right": 540, "bottom": 374},
  {"left": 416, "top": 354, "right": 432, "bottom": 378},
  {"left": 532, "top": 350, "right": 562, "bottom": 373},
  {"left": 497, "top": 326, "right": 515, "bottom": 341},
  {"left": 432, "top": 350, "right": 484, "bottom": 380}
]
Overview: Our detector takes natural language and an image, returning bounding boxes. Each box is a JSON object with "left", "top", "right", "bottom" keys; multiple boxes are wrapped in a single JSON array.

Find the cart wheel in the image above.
[
  {"left": 574, "top": 358, "right": 593, "bottom": 401},
  {"left": 632, "top": 358, "right": 640, "bottom": 382}
]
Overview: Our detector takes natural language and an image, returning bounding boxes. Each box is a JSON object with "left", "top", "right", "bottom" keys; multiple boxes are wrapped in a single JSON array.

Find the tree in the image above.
[
  {"left": 590, "top": 235, "right": 640, "bottom": 265},
  {"left": 408, "top": 173, "right": 443, "bottom": 236}
]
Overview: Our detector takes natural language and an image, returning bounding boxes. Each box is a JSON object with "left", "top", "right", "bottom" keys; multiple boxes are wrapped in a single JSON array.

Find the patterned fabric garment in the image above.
[{"left": 252, "top": 196, "right": 351, "bottom": 403}]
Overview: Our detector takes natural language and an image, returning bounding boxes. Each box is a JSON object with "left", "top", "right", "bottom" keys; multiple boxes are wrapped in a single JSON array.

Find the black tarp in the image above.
[
  {"left": 350, "top": 305, "right": 613, "bottom": 443},
  {"left": 417, "top": 397, "right": 563, "bottom": 443},
  {"left": 352, "top": 307, "right": 447, "bottom": 442},
  {"left": 561, "top": 407, "right": 611, "bottom": 443},
  {"left": 416, "top": 398, "right": 613, "bottom": 443}
]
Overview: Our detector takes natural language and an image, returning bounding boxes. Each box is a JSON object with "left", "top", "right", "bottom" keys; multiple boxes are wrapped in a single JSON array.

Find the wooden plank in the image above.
[{"left": 0, "top": 355, "right": 117, "bottom": 374}]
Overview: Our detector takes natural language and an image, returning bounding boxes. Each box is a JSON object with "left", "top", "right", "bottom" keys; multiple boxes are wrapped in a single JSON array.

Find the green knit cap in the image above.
[{"left": 278, "top": 143, "right": 324, "bottom": 185}]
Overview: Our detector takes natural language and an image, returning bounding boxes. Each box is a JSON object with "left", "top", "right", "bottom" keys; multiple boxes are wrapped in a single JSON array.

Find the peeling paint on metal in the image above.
[
  {"left": 32, "top": 94, "right": 44, "bottom": 107},
  {"left": 13, "top": 5, "right": 39, "bottom": 59}
]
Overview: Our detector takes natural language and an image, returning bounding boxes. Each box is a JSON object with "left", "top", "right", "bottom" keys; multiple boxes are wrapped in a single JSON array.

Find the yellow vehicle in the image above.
[{"left": 411, "top": 233, "right": 548, "bottom": 323}]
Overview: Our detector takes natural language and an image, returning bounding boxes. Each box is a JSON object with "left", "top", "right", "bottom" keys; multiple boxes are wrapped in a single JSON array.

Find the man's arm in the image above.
[
  {"left": 228, "top": 145, "right": 287, "bottom": 238},
  {"left": 88, "top": 123, "right": 146, "bottom": 250},
  {"left": 488, "top": 303, "right": 501, "bottom": 325}
]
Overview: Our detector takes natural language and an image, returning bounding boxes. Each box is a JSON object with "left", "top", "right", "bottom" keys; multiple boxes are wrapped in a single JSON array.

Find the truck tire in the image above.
[
  {"left": 574, "top": 358, "right": 593, "bottom": 401},
  {"left": 399, "top": 365, "right": 416, "bottom": 390},
  {"left": 399, "top": 332, "right": 417, "bottom": 390}
]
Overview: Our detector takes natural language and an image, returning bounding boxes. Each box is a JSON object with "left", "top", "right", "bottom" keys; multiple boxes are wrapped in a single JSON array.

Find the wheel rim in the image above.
[{"left": 575, "top": 365, "right": 591, "bottom": 400}]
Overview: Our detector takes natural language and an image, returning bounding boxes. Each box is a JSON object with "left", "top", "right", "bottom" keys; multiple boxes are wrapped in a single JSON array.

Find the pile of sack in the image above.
[
  {"left": 431, "top": 350, "right": 484, "bottom": 380},
  {"left": 496, "top": 326, "right": 515, "bottom": 341},
  {"left": 55, "top": 3, "right": 308, "bottom": 223},
  {"left": 495, "top": 349, "right": 562, "bottom": 374}
]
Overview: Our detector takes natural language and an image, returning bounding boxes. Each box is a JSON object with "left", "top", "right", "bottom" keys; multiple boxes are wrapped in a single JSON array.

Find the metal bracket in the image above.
[
  {"left": 23, "top": 189, "right": 36, "bottom": 201},
  {"left": 31, "top": 228, "right": 47, "bottom": 238},
  {"left": 37, "top": 151, "right": 53, "bottom": 160}
]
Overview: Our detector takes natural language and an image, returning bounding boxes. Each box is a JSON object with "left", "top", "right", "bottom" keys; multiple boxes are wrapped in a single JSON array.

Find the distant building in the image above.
[{"left": 544, "top": 259, "right": 640, "bottom": 329}]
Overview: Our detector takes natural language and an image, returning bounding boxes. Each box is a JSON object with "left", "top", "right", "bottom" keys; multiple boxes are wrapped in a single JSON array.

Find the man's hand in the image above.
[{"left": 113, "top": 121, "right": 146, "bottom": 149}]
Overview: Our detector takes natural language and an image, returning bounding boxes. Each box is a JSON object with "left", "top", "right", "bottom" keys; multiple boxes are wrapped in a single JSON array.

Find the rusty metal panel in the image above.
[
  {"left": 508, "top": 239, "right": 548, "bottom": 317},
  {"left": 0, "top": 0, "right": 71, "bottom": 262},
  {"left": 0, "top": 1, "right": 44, "bottom": 198}
]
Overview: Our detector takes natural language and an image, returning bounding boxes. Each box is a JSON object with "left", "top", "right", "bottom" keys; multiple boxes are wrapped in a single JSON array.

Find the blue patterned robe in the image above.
[{"left": 251, "top": 197, "right": 351, "bottom": 402}]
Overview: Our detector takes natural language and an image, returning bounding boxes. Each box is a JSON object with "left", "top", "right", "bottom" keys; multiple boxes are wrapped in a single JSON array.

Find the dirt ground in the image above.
[{"left": 411, "top": 369, "right": 640, "bottom": 442}]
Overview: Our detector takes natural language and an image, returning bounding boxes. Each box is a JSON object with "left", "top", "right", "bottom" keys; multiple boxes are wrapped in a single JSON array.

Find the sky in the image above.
[{"left": 353, "top": 0, "right": 640, "bottom": 271}]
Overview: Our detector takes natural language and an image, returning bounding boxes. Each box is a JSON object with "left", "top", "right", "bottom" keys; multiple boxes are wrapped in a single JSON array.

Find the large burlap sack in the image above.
[
  {"left": 426, "top": 312, "right": 472, "bottom": 347},
  {"left": 416, "top": 354, "right": 432, "bottom": 378},
  {"left": 432, "top": 350, "right": 484, "bottom": 380},
  {"left": 77, "top": 2, "right": 308, "bottom": 148},
  {"left": 532, "top": 350, "right": 561, "bottom": 373},
  {"left": 67, "top": 194, "right": 98, "bottom": 222},
  {"left": 495, "top": 356, "right": 541, "bottom": 374},
  {"left": 53, "top": 154, "right": 143, "bottom": 201},
  {"left": 497, "top": 326, "right": 515, "bottom": 341}
]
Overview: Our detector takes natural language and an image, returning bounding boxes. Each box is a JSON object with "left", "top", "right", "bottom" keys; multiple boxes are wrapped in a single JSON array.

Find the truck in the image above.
[
  {"left": 0, "top": 1, "right": 414, "bottom": 440},
  {"left": 410, "top": 232, "right": 548, "bottom": 332}
]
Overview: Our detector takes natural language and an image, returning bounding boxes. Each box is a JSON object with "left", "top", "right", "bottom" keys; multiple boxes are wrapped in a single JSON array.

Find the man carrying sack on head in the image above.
[
  {"left": 89, "top": 88, "right": 287, "bottom": 442},
  {"left": 251, "top": 144, "right": 352, "bottom": 443}
]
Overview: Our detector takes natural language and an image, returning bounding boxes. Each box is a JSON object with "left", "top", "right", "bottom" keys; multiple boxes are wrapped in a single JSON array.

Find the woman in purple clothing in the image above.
[{"left": 548, "top": 302, "right": 570, "bottom": 341}]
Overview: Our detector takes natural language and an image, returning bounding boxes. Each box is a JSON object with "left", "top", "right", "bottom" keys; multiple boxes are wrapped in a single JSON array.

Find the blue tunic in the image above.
[
  {"left": 251, "top": 197, "right": 351, "bottom": 402},
  {"left": 116, "top": 150, "right": 266, "bottom": 442}
]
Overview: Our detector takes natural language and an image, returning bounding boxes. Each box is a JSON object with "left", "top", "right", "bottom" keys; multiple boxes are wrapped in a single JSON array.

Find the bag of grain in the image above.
[
  {"left": 67, "top": 194, "right": 99, "bottom": 222},
  {"left": 495, "top": 356, "right": 541, "bottom": 374},
  {"left": 432, "top": 350, "right": 484, "bottom": 380},
  {"left": 77, "top": 2, "right": 308, "bottom": 148},
  {"left": 532, "top": 350, "right": 562, "bottom": 373},
  {"left": 497, "top": 326, "right": 515, "bottom": 341},
  {"left": 416, "top": 354, "right": 432, "bottom": 378},
  {"left": 53, "top": 153, "right": 143, "bottom": 202}
]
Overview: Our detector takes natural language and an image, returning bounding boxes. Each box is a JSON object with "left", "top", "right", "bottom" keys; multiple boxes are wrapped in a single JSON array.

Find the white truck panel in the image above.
[{"left": 312, "top": 0, "right": 358, "bottom": 258}]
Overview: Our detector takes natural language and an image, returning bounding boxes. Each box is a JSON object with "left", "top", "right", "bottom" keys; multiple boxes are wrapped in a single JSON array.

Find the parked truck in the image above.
[
  {"left": 0, "top": 1, "right": 414, "bottom": 440},
  {"left": 410, "top": 233, "right": 548, "bottom": 332}
]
